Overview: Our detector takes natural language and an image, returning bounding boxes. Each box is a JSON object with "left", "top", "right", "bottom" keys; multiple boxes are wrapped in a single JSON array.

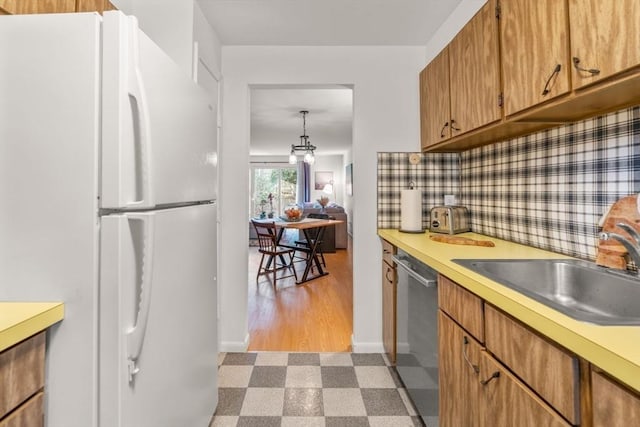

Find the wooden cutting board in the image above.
[
  {"left": 596, "top": 194, "right": 640, "bottom": 270},
  {"left": 430, "top": 235, "right": 495, "bottom": 247}
]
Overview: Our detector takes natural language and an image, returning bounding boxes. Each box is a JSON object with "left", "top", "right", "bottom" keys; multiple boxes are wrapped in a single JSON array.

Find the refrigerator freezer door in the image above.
[
  {"left": 100, "top": 203, "right": 218, "bottom": 427},
  {"left": 101, "top": 12, "right": 217, "bottom": 209}
]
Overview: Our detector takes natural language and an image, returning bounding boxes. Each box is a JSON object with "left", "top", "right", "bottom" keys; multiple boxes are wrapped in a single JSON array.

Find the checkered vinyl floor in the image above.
[{"left": 210, "top": 352, "right": 430, "bottom": 427}]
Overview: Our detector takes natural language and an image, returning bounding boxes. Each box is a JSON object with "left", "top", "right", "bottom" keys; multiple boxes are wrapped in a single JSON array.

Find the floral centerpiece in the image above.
[{"left": 317, "top": 195, "right": 330, "bottom": 207}]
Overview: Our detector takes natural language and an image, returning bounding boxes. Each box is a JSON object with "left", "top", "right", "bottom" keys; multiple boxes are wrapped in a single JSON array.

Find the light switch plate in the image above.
[{"left": 444, "top": 195, "right": 456, "bottom": 205}]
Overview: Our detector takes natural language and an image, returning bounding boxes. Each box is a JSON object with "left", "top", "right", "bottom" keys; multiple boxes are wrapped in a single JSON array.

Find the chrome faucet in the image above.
[{"left": 599, "top": 221, "right": 640, "bottom": 271}]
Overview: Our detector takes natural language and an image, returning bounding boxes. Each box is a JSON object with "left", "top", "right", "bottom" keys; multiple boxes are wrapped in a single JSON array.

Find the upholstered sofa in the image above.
[{"left": 300, "top": 204, "right": 348, "bottom": 249}]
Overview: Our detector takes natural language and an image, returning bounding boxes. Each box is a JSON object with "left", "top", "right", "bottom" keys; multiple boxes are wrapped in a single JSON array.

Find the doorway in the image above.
[{"left": 248, "top": 84, "right": 354, "bottom": 352}]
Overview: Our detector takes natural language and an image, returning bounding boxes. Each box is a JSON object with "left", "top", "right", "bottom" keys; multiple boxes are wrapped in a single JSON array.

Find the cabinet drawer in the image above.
[
  {"left": 592, "top": 370, "right": 640, "bottom": 426},
  {"left": 381, "top": 239, "right": 396, "bottom": 266},
  {"left": 485, "top": 305, "right": 579, "bottom": 424},
  {"left": 0, "top": 392, "right": 43, "bottom": 427},
  {"left": 0, "top": 332, "right": 45, "bottom": 419},
  {"left": 479, "top": 351, "right": 571, "bottom": 427},
  {"left": 438, "top": 275, "right": 484, "bottom": 342}
]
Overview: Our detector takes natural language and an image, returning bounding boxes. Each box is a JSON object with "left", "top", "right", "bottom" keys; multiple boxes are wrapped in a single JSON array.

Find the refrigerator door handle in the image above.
[
  {"left": 125, "top": 16, "right": 154, "bottom": 209},
  {"left": 125, "top": 212, "right": 155, "bottom": 383}
]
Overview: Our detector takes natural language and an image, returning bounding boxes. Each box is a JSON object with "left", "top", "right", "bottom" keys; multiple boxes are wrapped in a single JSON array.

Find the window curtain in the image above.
[{"left": 296, "top": 161, "right": 311, "bottom": 204}]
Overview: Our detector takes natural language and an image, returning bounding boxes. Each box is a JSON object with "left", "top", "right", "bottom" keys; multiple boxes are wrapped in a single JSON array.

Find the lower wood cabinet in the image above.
[
  {"left": 438, "top": 311, "right": 482, "bottom": 427},
  {"left": 438, "top": 275, "right": 576, "bottom": 426},
  {"left": 0, "top": 332, "right": 46, "bottom": 427},
  {"left": 479, "top": 351, "right": 570, "bottom": 427},
  {"left": 0, "top": 392, "right": 43, "bottom": 427},
  {"left": 381, "top": 239, "right": 396, "bottom": 364},
  {"left": 484, "top": 304, "right": 580, "bottom": 424},
  {"left": 592, "top": 370, "right": 640, "bottom": 426}
]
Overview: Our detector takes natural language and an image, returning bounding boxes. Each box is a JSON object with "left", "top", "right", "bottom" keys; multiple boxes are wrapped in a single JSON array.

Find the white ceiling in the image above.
[
  {"left": 197, "top": 0, "right": 464, "bottom": 46},
  {"left": 197, "top": 0, "right": 466, "bottom": 157},
  {"left": 250, "top": 86, "right": 353, "bottom": 156}
]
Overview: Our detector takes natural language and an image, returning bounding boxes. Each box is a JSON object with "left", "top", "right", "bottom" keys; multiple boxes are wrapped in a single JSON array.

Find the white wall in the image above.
[
  {"left": 310, "top": 155, "right": 344, "bottom": 207},
  {"left": 425, "top": 0, "right": 486, "bottom": 62},
  {"left": 111, "top": 0, "right": 195, "bottom": 76},
  {"left": 219, "top": 46, "right": 425, "bottom": 351},
  {"left": 111, "top": 0, "right": 222, "bottom": 80}
]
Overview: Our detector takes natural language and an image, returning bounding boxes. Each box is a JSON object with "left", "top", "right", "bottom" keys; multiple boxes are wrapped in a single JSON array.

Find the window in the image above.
[{"left": 250, "top": 165, "right": 297, "bottom": 218}]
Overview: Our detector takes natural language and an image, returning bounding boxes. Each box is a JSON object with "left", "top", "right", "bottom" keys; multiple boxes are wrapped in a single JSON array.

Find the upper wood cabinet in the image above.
[
  {"left": 420, "top": 48, "right": 451, "bottom": 149},
  {"left": 76, "top": 0, "right": 118, "bottom": 13},
  {"left": 499, "top": 0, "right": 571, "bottom": 116},
  {"left": 420, "top": 0, "right": 501, "bottom": 150},
  {"left": 569, "top": 0, "right": 640, "bottom": 90},
  {"left": 0, "top": 0, "right": 74, "bottom": 14},
  {"left": 0, "top": 0, "right": 116, "bottom": 14},
  {"left": 449, "top": 0, "right": 501, "bottom": 136}
]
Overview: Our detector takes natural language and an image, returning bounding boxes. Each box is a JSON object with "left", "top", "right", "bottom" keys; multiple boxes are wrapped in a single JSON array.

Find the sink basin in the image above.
[{"left": 453, "top": 259, "right": 640, "bottom": 325}]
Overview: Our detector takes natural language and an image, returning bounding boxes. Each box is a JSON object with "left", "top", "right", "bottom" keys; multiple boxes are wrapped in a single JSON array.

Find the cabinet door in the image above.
[
  {"left": 0, "top": 333, "right": 45, "bottom": 419},
  {"left": 499, "top": 0, "right": 570, "bottom": 116},
  {"left": 420, "top": 48, "right": 451, "bottom": 149},
  {"left": 76, "top": 0, "right": 118, "bottom": 13},
  {"left": 438, "top": 275, "right": 484, "bottom": 342},
  {"left": 38, "top": 0, "right": 74, "bottom": 12},
  {"left": 0, "top": 0, "right": 37, "bottom": 13},
  {"left": 382, "top": 260, "right": 396, "bottom": 364},
  {"left": 484, "top": 305, "right": 579, "bottom": 424},
  {"left": 449, "top": 0, "right": 501, "bottom": 136},
  {"left": 569, "top": 0, "right": 640, "bottom": 89},
  {"left": 479, "top": 351, "right": 571, "bottom": 427},
  {"left": 0, "top": 393, "right": 44, "bottom": 427},
  {"left": 438, "top": 311, "right": 482, "bottom": 427},
  {"left": 592, "top": 370, "right": 640, "bottom": 427}
]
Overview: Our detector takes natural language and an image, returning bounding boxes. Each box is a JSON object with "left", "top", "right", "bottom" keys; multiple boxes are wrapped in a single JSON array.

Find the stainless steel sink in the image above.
[{"left": 452, "top": 259, "right": 640, "bottom": 325}]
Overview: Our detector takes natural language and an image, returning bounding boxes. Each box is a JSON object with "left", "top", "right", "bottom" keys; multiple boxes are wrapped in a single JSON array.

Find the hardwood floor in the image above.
[{"left": 247, "top": 235, "right": 353, "bottom": 352}]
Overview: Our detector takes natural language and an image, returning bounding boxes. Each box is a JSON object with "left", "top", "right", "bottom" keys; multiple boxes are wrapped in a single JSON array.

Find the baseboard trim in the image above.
[
  {"left": 351, "top": 335, "right": 385, "bottom": 353},
  {"left": 219, "top": 333, "right": 249, "bottom": 352}
]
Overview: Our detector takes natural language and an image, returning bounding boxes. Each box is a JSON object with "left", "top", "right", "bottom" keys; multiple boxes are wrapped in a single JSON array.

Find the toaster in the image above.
[{"left": 429, "top": 206, "right": 470, "bottom": 234}]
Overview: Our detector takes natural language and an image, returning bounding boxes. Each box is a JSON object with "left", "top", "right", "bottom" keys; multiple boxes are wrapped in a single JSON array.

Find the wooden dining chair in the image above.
[{"left": 251, "top": 220, "right": 298, "bottom": 289}]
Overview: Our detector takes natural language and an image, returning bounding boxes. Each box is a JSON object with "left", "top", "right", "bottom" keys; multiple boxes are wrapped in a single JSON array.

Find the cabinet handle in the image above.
[
  {"left": 541, "top": 63, "right": 562, "bottom": 96},
  {"left": 480, "top": 371, "right": 500, "bottom": 385},
  {"left": 462, "top": 336, "right": 480, "bottom": 374},
  {"left": 450, "top": 119, "right": 461, "bottom": 132},
  {"left": 385, "top": 266, "right": 394, "bottom": 282},
  {"left": 440, "top": 121, "right": 449, "bottom": 138},
  {"left": 572, "top": 57, "right": 600, "bottom": 75}
]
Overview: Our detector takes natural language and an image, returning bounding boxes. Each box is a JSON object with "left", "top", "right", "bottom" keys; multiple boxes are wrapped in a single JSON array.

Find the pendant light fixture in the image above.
[{"left": 289, "top": 110, "right": 316, "bottom": 165}]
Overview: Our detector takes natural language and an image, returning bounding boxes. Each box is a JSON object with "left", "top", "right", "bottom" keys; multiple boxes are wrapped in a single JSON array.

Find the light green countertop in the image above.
[
  {"left": 378, "top": 229, "right": 640, "bottom": 393},
  {"left": 0, "top": 302, "right": 64, "bottom": 352}
]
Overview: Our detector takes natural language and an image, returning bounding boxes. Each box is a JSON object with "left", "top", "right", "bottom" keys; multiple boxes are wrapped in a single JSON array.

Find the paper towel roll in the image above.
[{"left": 400, "top": 189, "right": 423, "bottom": 231}]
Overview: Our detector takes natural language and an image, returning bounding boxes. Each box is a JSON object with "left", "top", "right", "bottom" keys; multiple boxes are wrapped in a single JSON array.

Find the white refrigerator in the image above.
[{"left": 0, "top": 11, "right": 218, "bottom": 427}]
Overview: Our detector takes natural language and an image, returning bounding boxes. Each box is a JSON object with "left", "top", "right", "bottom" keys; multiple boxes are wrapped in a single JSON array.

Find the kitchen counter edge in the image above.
[{"left": 0, "top": 302, "right": 65, "bottom": 352}]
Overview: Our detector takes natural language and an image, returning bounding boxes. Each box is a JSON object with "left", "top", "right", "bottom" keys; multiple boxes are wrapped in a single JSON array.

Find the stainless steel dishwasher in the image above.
[{"left": 392, "top": 250, "right": 439, "bottom": 426}]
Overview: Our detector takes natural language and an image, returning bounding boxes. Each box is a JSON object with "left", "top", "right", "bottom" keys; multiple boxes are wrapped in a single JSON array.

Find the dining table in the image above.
[{"left": 252, "top": 217, "right": 344, "bottom": 284}]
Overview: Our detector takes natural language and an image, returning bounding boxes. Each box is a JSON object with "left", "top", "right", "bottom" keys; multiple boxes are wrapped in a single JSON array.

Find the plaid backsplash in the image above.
[
  {"left": 378, "top": 106, "right": 640, "bottom": 261},
  {"left": 377, "top": 152, "right": 460, "bottom": 230}
]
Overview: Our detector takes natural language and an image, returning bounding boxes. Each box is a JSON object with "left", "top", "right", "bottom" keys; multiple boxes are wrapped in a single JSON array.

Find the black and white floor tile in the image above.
[{"left": 210, "top": 352, "right": 429, "bottom": 427}]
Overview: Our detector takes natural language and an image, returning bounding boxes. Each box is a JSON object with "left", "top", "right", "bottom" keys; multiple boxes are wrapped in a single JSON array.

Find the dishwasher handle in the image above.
[{"left": 392, "top": 255, "right": 436, "bottom": 288}]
